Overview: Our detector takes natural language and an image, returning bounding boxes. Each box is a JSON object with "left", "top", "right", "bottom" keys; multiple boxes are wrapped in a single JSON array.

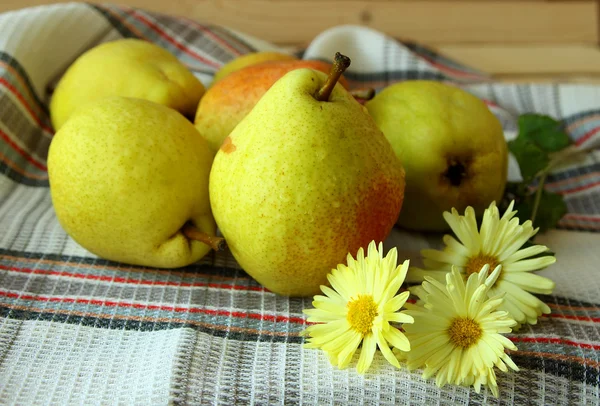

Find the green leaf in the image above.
[
  {"left": 533, "top": 189, "right": 568, "bottom": 233},
  {"left": 518, "top": 113, "right": 572, "bottom": 152},
  {"left": 512, "top": 188, "right": 567, "bottom": 234},
  {"left": 508, "top": 137, "right": 549, "bottom": 183}
]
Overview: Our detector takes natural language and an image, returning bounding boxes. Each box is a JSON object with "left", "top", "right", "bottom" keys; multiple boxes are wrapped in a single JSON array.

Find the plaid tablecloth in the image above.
[{"left": 1, "top": 3, "right": 599, "bottom": 405}]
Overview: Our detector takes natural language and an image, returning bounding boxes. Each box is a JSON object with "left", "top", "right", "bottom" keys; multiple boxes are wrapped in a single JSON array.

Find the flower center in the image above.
[
  {"left": 347, "top": 294, "right": 378, "bottom": 335},
  {"left": 465, "top": 254, "right": 499, "bottom": 277},
  {"left": 447, "top": 318, "right": 482, "bottom": 349}
]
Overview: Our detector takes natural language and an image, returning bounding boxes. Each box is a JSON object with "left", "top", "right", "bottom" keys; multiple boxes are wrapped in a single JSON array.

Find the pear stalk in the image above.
[
  {"left": 182, "top": 223, "right": 226, "bottom": 251},
  {"left": 316, "top": 52, "right": 351, "bottom": 102}
]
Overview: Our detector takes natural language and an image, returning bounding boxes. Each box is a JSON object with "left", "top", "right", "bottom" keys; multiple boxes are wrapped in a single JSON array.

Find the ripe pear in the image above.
[
  {"left": 48, "top": 97, "right": 221, "bottom": 268},
  {"left": 366, "top": 80, "right": 508, "bottom": 231},
  {"left": 212, "top": 51, "right": 297, "bottom": 84},
  {"left": 195, "top": 59, "right": 349, "bottom": 151},
  {"left": 50, "top": 39, "right": 205, "bottom": 131},
  {"left": 209, "top": 54, "right": 405, "bottom": 297}
]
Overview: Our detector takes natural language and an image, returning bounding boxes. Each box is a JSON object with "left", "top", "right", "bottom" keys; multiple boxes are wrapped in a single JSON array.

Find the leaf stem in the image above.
[
  {"left": 530, "top": 170, "right": 548, "bottom": 226},
  {"left": 530, "top": 145, "right": 593, "bottom": 225}
]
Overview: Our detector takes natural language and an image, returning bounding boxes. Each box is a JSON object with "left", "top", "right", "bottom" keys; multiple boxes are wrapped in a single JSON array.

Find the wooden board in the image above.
[
  {"left": 1, "top": 0, "right": 597, "bottom": 45},
  {"left": 0, "top": 0, "right": 599, "bottom": 83}
]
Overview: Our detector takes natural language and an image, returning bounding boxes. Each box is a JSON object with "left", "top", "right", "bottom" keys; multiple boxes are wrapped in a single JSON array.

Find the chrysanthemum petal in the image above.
[
  {"left": 313, "top": 300, "right": 347, "bottom": 316},
  {"left": 336, "top": 331, "right": 363, "bottom": 369},
  {"left": 386, "top": 312, "right": 414, "bottom": 324},
  {"left": 322, "top": 329, "right": 361, "bottom": 354},
  {"left": 422, "top": 249, "right": 467, "bottom": 267},
  {"left": 442, "top": 234, "right": 471, "bottom": 257},
  {"left": 422, "top": 259, "right": 454, "bottom": 273},
  {"left": 496, "top": 280, "right": 550, "bottom": 310},
  {"left": 501, "top": 272, "right": 556, "bottom": 294},
  {"left": 375, "top": 329, "right": 401, "bottom": 368},
  {"left": 503, "top": 256, "right": 556, "bottom": 272},
  {"left": 383, "top": 326, "right": 411, "bottom": 352},
  {"left": 356, "top": 333, "right": 377, "bottom": 374},
  {"left": 319, "top": 285, "right": 347, "bottom": 305},
  {"left": 383, "top": 291, "right": 410, "bottom": 313},
  {"left": 501, "top": 245, "right": 552, "bottom": 264},
  {"left": 304, "top": 308, "right": 344, "bottom": 323},
  {"left": 406, "top": 267, "right": 447, "bottom": 284}
]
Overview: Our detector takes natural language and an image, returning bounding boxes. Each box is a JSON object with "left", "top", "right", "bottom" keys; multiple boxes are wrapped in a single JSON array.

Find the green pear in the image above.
[
  {"left": 48, "top": 97, "right": 220, "bottom": 268},
  {"left": 50, "top": 39, "right": 205, "bottom": 131},
  {"left": 209, "top": 54, "right": 406, "bottom": 297},
  {"left": 366, "top": 80, "right": 508, "bottom": 231}
]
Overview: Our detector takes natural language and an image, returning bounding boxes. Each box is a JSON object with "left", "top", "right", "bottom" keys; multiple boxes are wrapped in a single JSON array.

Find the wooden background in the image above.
[{"left": 1, "top": 0, "right": 599, "bottom": 83}]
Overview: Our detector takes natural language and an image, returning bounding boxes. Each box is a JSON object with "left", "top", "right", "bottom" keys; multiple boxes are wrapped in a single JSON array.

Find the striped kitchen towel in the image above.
[{"left": 0, "top": 3, "right": 599, "bottom": 405}]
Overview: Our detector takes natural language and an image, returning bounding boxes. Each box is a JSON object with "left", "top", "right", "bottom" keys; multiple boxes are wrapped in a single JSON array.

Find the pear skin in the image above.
[
  {"left": 209, "top": 68, "right": 405, "bottom": 297},
  {"left": 48, "top": 97, "right": 216, "bottom": 268},
  {"left": 212, "top": 51, "right": 297, "bottom": 84},
  {"left": 50, "top": 39, "right": 205, "bottom": 131},
  {"left": 195, "top": 60, "right": 349, "bottom": 151},
  {"left": 366, "top": 80, "right": 508, "bottom": 231}
]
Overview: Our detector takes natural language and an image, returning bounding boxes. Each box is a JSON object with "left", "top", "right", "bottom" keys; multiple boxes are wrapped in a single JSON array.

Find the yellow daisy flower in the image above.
[
  {"left": 402, "top": 265, "right": 519, "bottom": 398},
  {"left": 302, "top": 241, "right": 414, "bottom": 373},
  {"left": 407, "top": 201, "right": 556, "bottom": 328}
]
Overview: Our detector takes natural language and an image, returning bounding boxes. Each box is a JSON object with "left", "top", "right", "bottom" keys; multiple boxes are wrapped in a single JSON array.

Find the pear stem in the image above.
[
  {"left": 182, "top": 223, "right": 226, "bottom": 251},
  {"left": 316, "top": 52, "right": 351, "bottom": 102}
]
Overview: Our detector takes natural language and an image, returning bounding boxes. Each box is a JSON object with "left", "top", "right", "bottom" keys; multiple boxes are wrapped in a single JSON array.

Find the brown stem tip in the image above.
[
  {"left": 182, "top": 223, "right": 226, "bottom": 251},
  {"left": 316, "top": 52, "right": 351, "bottom": 102},
  {"left": 350, "top": 88, "right": 376, "bottom": 103}
]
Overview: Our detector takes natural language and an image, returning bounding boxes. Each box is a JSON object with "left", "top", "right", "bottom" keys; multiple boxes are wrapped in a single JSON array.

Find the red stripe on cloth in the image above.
[
  {"left": 546, "top": 172, "right": 600, "bottom": 189},
  {"left": 549, "top": 313, "right": 600, "bottom": 323},
  {"left": 563, "top": 213, "right": 600, "bottom": 222},
  {"left": 559, "top": 180, "right": 600, "bottom": 195},
  {"left": 123, "top": 8, "right": 220, "bottom": 69},
  {"left": 1, "top": 253, "right": 249, "bottom": 280},
  {"left": 0, "top": 264, "right": 264, "bottom": 292},
  {"left": 0, "top": 150, "right": 48, "bottom": 180},
  {"left": 0, "top": 128, "right": 47, "bottom": 171},
  {"left": 180, "top": 18, "right": 242, "bottom": 57},
  {"left": 576, "top": 127, "right": 600, "bottom": 146},
  {"left": 0, "top": 289, "right": 306, "bottom": 324},
  {"left": 509, "top": 336, "right": 600, "bottom": 351},
  {"left": 481, "top": 99, "right": 501, "bottom": 109},
  {"left": 558, "top": 220, "right": 600, "bottom": 231},
  {"left": 0, "top": 78, "right": 54, "bottom": 135}
]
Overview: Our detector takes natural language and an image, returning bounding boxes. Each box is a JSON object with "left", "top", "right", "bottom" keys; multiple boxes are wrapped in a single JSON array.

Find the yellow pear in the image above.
[
  {"left": 48, "top": 97, "right": 219, "bottom": 268},
  {"left": 212, "top": 51, "right": 296, "bottom": 84},
  {"left": 366, "top": 80, "right": 508, "bottom": 231},
  {"left": 209, "top": 54, "right": 405, "bottom": 296},
  {"left": 50, "top": 39, "right": 205, "bottom": 131},
  {"left": 196, "top": 59, "right": 348, "bottom": 151}
]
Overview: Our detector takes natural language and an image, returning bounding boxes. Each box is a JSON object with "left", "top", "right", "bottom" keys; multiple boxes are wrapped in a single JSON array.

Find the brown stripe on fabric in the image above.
[
  {"left": 0, "top": 150, "right": 48, "bottom": 180},
  {"left": 558, "top": 220, "right": 600, "bottom": 231},
  {"left": 546, "top": 173, "right": 600, "bottom": 189},
  {"left": 0, "top": 61, "right": 42, "bottom": 115},
  {"left": 548, "top": 302, "right": 600, "bottom": 312},
  {"left": 566, "top": 113, "right": 600, "bottom": 132},
  {"left": 508, "top": 349, "right": 600, "bottom": 370}
]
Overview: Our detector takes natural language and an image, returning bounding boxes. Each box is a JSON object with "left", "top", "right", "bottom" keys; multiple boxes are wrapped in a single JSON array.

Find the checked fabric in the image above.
[{"left": 1, "top": 3, "right": 600, "bottom": 405}]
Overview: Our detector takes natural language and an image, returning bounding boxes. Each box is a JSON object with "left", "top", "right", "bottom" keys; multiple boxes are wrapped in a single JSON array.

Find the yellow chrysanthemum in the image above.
[
  {"left": 401, "top": 265, "right": 519, "bottom": 398},
  {"left": 302, "top": 241, "right": 414, "bottom": 373},
  {"left": 407, "top": 201, "right": 556, "bottom": 328}
]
